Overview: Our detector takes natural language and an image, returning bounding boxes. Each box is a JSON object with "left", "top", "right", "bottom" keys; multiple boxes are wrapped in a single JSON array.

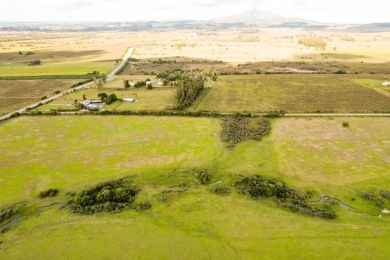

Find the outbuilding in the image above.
[{"left": 383, "top": 82, "right": 390, "bottom": 87}]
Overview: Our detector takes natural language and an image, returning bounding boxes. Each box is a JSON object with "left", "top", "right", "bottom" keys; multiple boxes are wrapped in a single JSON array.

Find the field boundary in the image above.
[
  {"left": 0, "top": 75, "right": 94, "bottom": 80},
  {"left": 18, "top": 110, "right": 390, "bottom": 119}
]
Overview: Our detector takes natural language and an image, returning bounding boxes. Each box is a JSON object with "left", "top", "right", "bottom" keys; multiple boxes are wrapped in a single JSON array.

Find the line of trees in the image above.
[{"left": 175, "top": 76, "right": 205, "bottom": 110}]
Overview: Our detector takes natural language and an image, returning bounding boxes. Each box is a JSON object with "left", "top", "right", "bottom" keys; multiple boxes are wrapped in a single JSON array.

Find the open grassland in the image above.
[
  {"left": 2, "top": 30, "right": 390, "bottom": 64},
  {"left": 196, "top": 74, "right": 390, "bottom": 113},
  {"left": 0, "top": 116, "right": 390, "bottom": 259},
  {"left": 37, "top": 86, "right": 177, "bottom": 111},
  {"left": 0, "top": 116, "right": 221, "bottom": 205},
  {"left": 0, "top": 79, "right": 79, "bottom": 115},
  {"left": 0, "top": 61, "right": 115, "bottom": 77}
]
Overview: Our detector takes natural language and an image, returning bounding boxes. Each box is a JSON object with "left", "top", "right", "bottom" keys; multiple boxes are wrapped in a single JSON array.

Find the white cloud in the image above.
[{"left": 0, "top": 0, "right": 388, "bottom": 23}]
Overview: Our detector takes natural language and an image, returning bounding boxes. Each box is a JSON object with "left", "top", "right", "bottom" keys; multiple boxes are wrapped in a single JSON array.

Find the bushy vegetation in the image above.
[
  {"left": 359, "top": 191, "right": 385, "bottom": 208},
  {"left": 235, "top": 175, "right": 336, "bottom": 219},
  {"left": 97, "top": 92, "right": 118, "bottom": 105},
  {"left": 380, "top": 190, "right": 390, "bottom": 199},
  {"left": 134, "top": 201, "right": 152, "bottom": 211},
  {"left": 134, "top": 81, "right": 147, "bottom": 88},
  {"left": 221, "top": 117, "right": 270, "bottom": 148},
  {"left": 175, "top": 76, "right": 205, "bottom": 110},
  {"left": 0, "top": 206, "right": 20, "bottom": 224},
  {"left": 194, "top": 169, "right": 211, "bottom": 185},
  {"left": 210, "top": 185, "right": 231, "bottom": 195},
  {"left": 28, "top": 59, "right": 41, "bottom": 66},
  {"left": 264, "top": 110, "right": 286, "bottom": 118},
  {"left": 68, "top": 179, "right": 139, "bottom": 214},
  {"left": 38, "top": 188, "right": 59, "bottom": 198}
]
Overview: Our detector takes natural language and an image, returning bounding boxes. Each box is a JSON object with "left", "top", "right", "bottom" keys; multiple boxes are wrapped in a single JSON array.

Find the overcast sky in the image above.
[{"left": 0, "top": 0, "right": 389, "bottom": 24}]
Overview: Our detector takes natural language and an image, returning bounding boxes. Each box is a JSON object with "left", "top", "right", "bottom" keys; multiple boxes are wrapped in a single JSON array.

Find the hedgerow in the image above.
[{"left": 0, "top": 75, "right": 94, "bottom": 80}]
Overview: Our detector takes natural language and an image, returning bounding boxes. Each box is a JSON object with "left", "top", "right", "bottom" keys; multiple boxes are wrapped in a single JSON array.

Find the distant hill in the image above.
[{"left": 212, "top": 9, "right": 324, "bottom": 27}]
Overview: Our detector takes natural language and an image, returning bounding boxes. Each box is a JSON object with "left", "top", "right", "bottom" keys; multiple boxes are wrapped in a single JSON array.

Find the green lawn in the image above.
[
  {"left": 0, "top": 116, "right": 390, "bottom": 259},
  {"left": 0, "top": 61, "right": 115, "bottom": 77},
  {"left": 195, "top": 74, "right": 390, "bottom": 113}
]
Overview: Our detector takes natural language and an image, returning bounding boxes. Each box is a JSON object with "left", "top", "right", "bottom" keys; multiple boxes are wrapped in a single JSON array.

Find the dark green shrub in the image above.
[
  {"left": 0, "top": 207, "right": 19, "bottom": 224},
  {"left": 342, "top": 122, "right": 349, "bottom": 128},
  {"left": 264, "top": 110, "right": 286, "bottom": 118},
  {"left": 359, "top": 191, "right": 385, "bottom": 208},
  {"left": 105, "top": 94, "right": 118, "bottom": 105},
  {"left": 194, "top": 169, "right": 211, "bottom": 185},
  {"left": 68, "top": 179, "right": 139, "bottom": 214},
  {"left": 210, "top": 185, "right": 231, "bottom": 195},
  {"left": 39, "top": 189, "right": 59, "bottom": 198},
  {"left": 134, "top": 201, "right": 152, "bottom": 211},
  {"left": 380, "top": 191, "right": 390, "bottom": 199}
]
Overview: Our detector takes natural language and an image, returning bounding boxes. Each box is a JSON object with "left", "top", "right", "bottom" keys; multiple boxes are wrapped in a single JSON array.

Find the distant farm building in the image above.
[
  {"left": 383, "top": 82, "right": 390, "bottom": 87},
  {"left": 121, "top": 98, "right": 137, "bottom": 102},
  {"left": 81, "top": 100, "right": 104, "bottom": 111}
]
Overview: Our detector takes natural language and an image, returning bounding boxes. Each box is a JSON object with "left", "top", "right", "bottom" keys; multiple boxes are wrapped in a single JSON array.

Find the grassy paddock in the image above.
[
  {"left": 0, "top": 80, "right": 80, "bottom": 115},
  {"left": 195, "top": 74, "right": 390, "bottom": 113},
  {"left": 0, "top": 116, "right": 389, "bottom": 259},
  {"left": 0, "top": 61, "right": 115, "bottom": 77}
]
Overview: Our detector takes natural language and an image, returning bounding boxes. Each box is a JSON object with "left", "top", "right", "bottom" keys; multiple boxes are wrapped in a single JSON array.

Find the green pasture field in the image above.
[
  {"left": 37, "top": 87, "right": 177, "bottom": 111},
  {"left": 0, "top": 79, "right": 80, "bottom": 115},
  {"left": 0, "top": 61, "right": 115, "bottom": 77},
  {"left": 0, "top": 116, "right": 389, "bottom": 259},
  {"left": 195, "top": 74, "right": 390, "bottom": 113}
]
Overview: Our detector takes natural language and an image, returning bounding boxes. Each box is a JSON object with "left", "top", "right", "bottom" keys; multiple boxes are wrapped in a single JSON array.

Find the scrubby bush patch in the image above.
[
  {"left": 235, "top": 175, "right": 336, "bottom": 219},
  {"left": 380, "top": 190, "right": 390, "bottom": 199},
  {"left": 359, "top": 191, "right": 385, "bottom": 208},
  {"left": 210, "top": 185, "right": 231, "bottom": 195},
  {"left": 0, "top": 206, "right": 20, "bottom": 224},
  {"left": 221, "top": 117, "right": 270, "bottom": 148},
  {"left": 68, "top": 180, "right": 140, "bottom": 214},
  {"left": 134, "top": 201, "right": 152, "bottom": 211},
  {"left": 38, "top": 188, "right": 59, "bottom": 198},
  {"left": 194, "top": 169, "right": 212, "bottom": 185}
]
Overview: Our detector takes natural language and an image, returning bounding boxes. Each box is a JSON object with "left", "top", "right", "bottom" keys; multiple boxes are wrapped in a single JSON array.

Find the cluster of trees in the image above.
[
  {"left": 235, "top": 175, "right": 337, "bottom": 219},
  {"left": 175, "top": 75, "right": 205, "bottom": 110},
  {"left": 68, "top": 180, "right": 140, "bottom": 214},
  {"left": 221, "top": 117, "right": 270, "bottom": 148},
  {"left": 157, "top": 69, "right": 187, "bottom": 83},
  {"left": 123, "top": 79, "right": 152, "bottom": 89},
  {"left": 98, "top": 92, "right": 118, "bottom": 105}
]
